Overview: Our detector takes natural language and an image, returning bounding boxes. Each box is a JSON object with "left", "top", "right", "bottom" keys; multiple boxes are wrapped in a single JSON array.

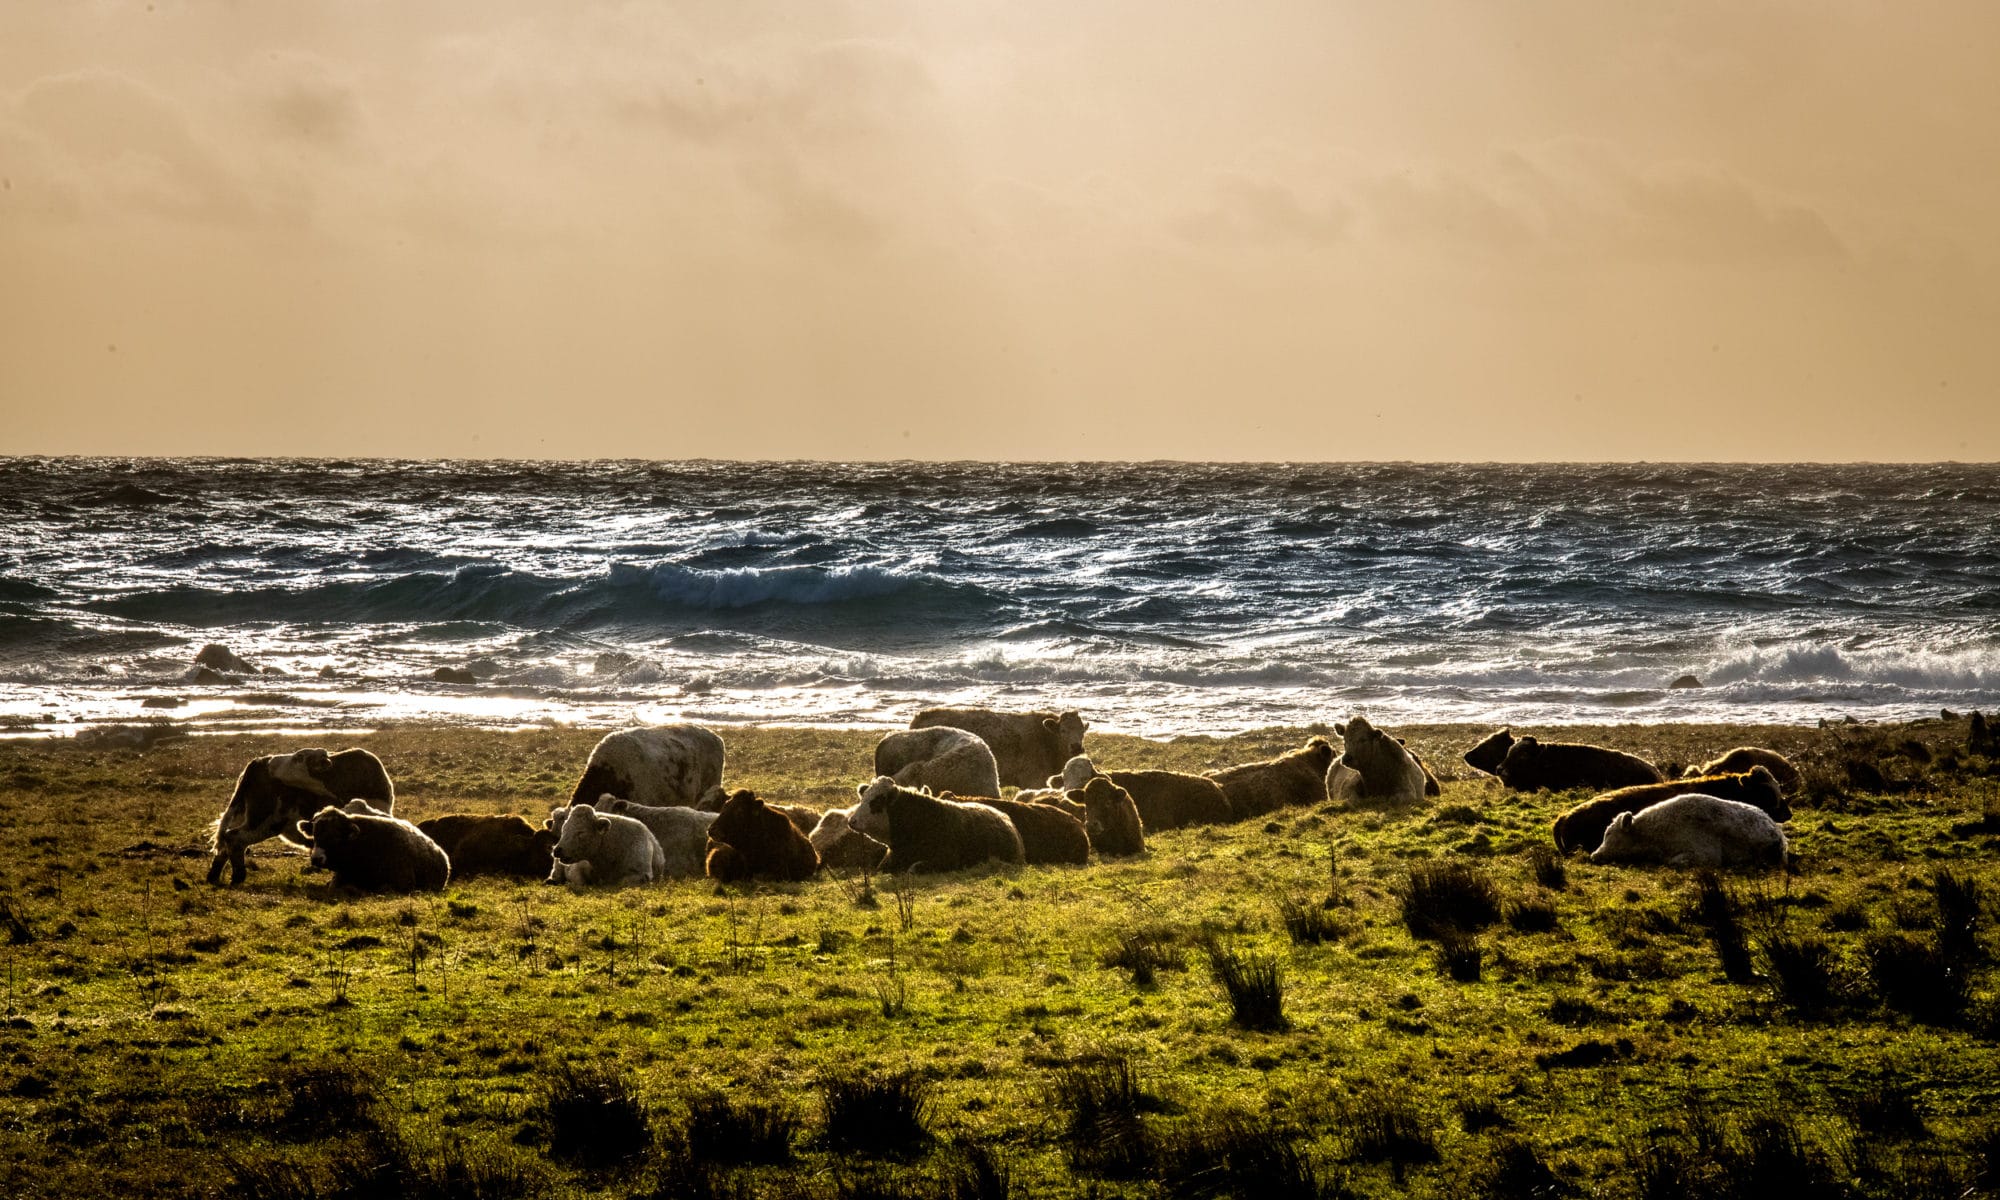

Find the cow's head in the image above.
[
  {"left": 294, "top": 806, "right": 356, "bottom": 870},
  {"left": 1045, "top": 711, "right": 1089, "bottom": 760}
]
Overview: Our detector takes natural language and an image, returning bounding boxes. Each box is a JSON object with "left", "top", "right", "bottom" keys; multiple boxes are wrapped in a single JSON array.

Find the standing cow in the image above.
[
  {"left": 569, "top": 724, "right": 725, "bottom": 808},
  {"left": 207, "top": 748, "right": 394, "bottom": 886},
  {"left": 911, "top": 707, "right": 1088, "bottom": 791}
]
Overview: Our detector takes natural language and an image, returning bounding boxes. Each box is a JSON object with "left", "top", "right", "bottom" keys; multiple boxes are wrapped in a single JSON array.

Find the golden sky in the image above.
[{"left": 3, "top": 2, "right": 1996, "bottom": 460}]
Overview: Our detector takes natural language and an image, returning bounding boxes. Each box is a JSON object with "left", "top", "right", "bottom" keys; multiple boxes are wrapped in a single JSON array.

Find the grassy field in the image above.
[{"left": 2, "top": 717, "right": 1998, "bottom": 1198}]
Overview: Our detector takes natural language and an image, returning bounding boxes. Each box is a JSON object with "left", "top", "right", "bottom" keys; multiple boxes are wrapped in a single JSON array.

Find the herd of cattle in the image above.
[{"left": 203, "top": 706, "right": 1806, "bottom": 894}]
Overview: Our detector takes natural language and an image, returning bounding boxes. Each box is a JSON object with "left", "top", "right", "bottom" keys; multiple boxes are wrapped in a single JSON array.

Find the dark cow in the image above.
[
  {"left": 207, "top": 748, "right": 394, "bottom": 886},
  {"left": 416, "top": 814, "right": 556, "bottom": 879},
  {"left": 704, "top": 790, "right": 819, "bottom": 883},
  {"left": 1496, "top": 735, "right": 1664, "bottom": 793},
  {"left": 979, "top": 797, "right": 1091, "bottom": 865},
  {"left": 296, "top": 804, "right": 449, "bottom": 893}
]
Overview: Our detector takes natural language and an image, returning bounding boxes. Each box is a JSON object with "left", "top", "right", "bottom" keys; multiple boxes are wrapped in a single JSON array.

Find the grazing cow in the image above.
[
  {"left": 295, "top": 805, "right": 449, "bottom": 893},
  {"left": 207, "top": 748, "right": 395, "bottom": 886},
  {"left": 1496, "top": 736, "right": 1664, "bottom": 793},
  {"left": 547, "top": 803, "right": 667, "bottom": 887},
  {"left": 704, "top": 790, "right": 819, "bottom": 883},
  {"left": 1327, "top": 717, "right": 1438, "bottom": 806},
  {"left": 911, "top": 706, "right": 1088, "bottom": 790},
  {"left": 873, "top": 727, "right": 1002, "bottom": 800},
  {"left": 853, "top": 779, "right": 1024, "bottom": 873},
  {"left": 569, "top": 724, "right": 725, "bottom": 808},
  {"left": 1683, "top": 747, "right": 1802, "bottom": 794},
  {"left": 416, "top": 814, "right": 556, "bottom": 879},
  {"left": 1072, "top": 776, "right": 1145, "bottom": 858},
  {"left": 979, "top": 797, "right": 1091, "bottom": 865},
  {"left": 1553, "top": 767, "right": 1788, "bottom": 855},
  {"left": 599, "top": 797, "right": 719, "bottom": 879},
  {"left": 1205, "top": 737, "right": 1337, "bottom": 819},
  {"left": 1590, "top": 795, "right": 1790, "bottom": 870},
  {"left": 809, "top": 809, "right": 890, "bottom": 874}
]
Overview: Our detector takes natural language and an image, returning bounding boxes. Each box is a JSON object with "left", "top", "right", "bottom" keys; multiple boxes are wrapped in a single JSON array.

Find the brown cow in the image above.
[{"left": 207, "top": 748, "right": 394, "bottom": 886}]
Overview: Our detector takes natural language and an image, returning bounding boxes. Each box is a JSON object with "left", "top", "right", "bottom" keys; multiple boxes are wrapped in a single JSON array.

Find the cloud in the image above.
[
  {"left": 9, "top": 70, "right": 258, "bottom": 226},
  {"left": 1174, "top": 174, "right": 1350, "bottom": 247},
  {"left": 1359, "top": 140, "right": 1847, "bottom": 263}
]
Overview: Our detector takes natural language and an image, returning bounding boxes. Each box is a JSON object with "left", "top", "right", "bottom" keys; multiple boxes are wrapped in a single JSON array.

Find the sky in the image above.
[{"left": 2, "top": 2, "right": 1997, "bottom": 461}]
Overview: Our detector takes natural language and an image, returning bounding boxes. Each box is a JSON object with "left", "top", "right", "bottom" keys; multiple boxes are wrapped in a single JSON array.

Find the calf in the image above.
[
  {"left": 207, "top": 748, "right": 394, "bottom": 886},
  {"left": 1327, "top": 716, "right": 1438, "bottom": 806},
  {"left": 547, "top": 803, "right": 667, "bottom": 887},
  {"left": 600, "top": 797, "right": 719, "bottom": 879}
]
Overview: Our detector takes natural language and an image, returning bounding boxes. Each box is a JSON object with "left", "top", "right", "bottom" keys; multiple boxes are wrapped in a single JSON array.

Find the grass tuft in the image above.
[
  {"left": 820, "top": 1067, "right": 934, "bottom": 1156},
  {"left": 1206, "top": 943, "right": 1288, "bottom": 1031},
  {"left": 1434, "top": 931, "right": 1483, "bottom": 983},
  {"left": 541, "top": 1063, "right": 650, "bottom": 1165},
  {"left": 1867, "top": 933, "right": 1969, "bottom": 1023},
  {"left": 1155, "top": 1111, "right": 1338, "bottom": 1200},
  {"left": 1526, "top": 846, "right": 1568, "bottom": 891},
  {"left": 1339, "top": 1084, "right": 1438, "bottom": 1172},
  {"left": 1399, "top": 860, "right": 1501, "bottom": 939},
  {"left": 1046, "top": 1054, "right": 1158, "bottom": 1178},
  {"left": 1276, "top": 894, "right": 1346, "bottom": 945},
  {"left": 1762, "top": 932, "right": 1842, "bottom": 1016},
  {"left": 680, "top": 1091, "right": 797, "bottom": 1165},
  {"left": 1505, "top": 892, "right": 1560, "bottom": 933}
]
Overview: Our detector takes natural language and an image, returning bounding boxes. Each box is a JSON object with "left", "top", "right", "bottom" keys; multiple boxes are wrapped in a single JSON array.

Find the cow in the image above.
[
  {"left": 873, "top": 727, "right": 1002, "bottom": 800},
  {"left": 1326, "top": 716, "right": 1438, "bottom": 806},
  {"left": 1555, "top": 767, "right": 1788, "bottom": 855},
  {"left": 1683, "top": 747, "right": 1802, "bottom": 794},
  {"left": 1071, "top": 776, "right": 1145, "bottom": 858},
  {"left": 546, "top": 802, "right": 667, "bottom": 887},
  {"left": 704, "top": 790, "right": 819, "bottom": 883},
  {"left": 851, "top": 777, "right": 1024, "bottom": 873},
  {"left": 295, "top": 804, "right": 449, "bottom": 893},
  {"left": 1591, "top": 795, "right": 1790, "bottom": 871},
  {"left": 415, "top": 814, "right": 556, "bottom": 879},
  {"left": 1205, "top": 737, "right": 1337, "bottom": 819},
  {"left": 207, "top": 748, "right": 394, "bottom": 886},
  {"left": 1053, "top": 755, "right": 1232, "bottom": 831},
  {"left": 978, "top": 797, "right": 1091, "bottom": 865},
  {"left": 808, "top": 808, "right": 890, "bottom": 874},
  {"left": 599, "top": 797, "right": 719, "bottom": 879},
  {"left": 911, "top": 706, "right": 1088, "bottom": 790},
  {"left": 569, "top": 724, "right": 725, "bottom": 809},
  {"left": 1496, "top": 735, "right": 1664, "bottom": 793}
]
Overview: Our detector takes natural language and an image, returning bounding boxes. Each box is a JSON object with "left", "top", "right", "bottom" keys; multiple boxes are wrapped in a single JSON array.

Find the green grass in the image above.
[{"left": 0, "top": 718, "right": 1997, "bottom": 1197}]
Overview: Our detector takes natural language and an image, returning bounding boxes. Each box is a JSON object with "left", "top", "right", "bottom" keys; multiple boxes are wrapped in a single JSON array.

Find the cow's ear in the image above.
[
  {"left": 920, "top": 786, "right": 933, "bottom": 796},
  {"left": 295, "top": 820, "right": 314, "bottom": 841},
  {"left": 1335, "top": 723, "right": 1348, "bottom": 737},
  {"left": 1042, "top": 718, "right": 1059, "bottom": 733},
  {"left": 594, "top": 815, "right": 611, "bottom": 832},
  {"left": 856, "top": 782, "right": 868, "bottom": 798}
]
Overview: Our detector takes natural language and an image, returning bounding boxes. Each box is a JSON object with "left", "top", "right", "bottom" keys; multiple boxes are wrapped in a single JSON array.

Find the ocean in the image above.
[{"left": 2, "top": 458, "right": 1996, "bottom": 739}]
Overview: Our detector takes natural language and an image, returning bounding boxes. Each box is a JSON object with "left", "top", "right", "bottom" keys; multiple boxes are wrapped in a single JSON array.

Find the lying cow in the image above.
[
  {"left": 1053, "top": 756, "right": 1232, "bottom": 831},
  {"left": 416, "top": 814, "right": 556, "bottom": 878},
  {"left": 979, "top": 797, "right": 1091, "bottom": 865},
  {"left": 297, "top": 803, "right": 449, "bottom": 893},
  {"left": 600, "top": 797, "right": 718, "bottom": 879},
  {"left": 1496, "top": 735, "right": 1663, "bottom": 792},
  {"left": 1555, "top": 767, "right": 1787, "bottom": 855},
  {"left": 546, "top": 803, "right": 666, "bottom": 887},
  {"left": 911, "top": 706, "right": 1087, "bottom": 790},
  {"left": 873, "top": 727, "right": 1002, "bottom": 800},
  {"left": 705, "top": 790, "right": 819, "bottom": 883},
  {"left": 1683, "top": 747, "right": 1802, "bottom": 794},
  {"left": 1205, "top": 737, "right": 1337, "bottom": 819},
  {"left": 852, "top": 777, "right": 1024, "bottom": 873},
  {"left": 570, "top": 724, "right": 725, "bottom": 808},
  {"left": 207, "top": 748, "right": 395, "bottom": 886},
  {"left": 1327, "top": 716, "right": 1439, "bottom": 806},
  {"left": 1590, "top": 794, "right": 1790, "bottom": 871},
  {"left": 809, "top": 808, "right": 890, "bottom": 874}
]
